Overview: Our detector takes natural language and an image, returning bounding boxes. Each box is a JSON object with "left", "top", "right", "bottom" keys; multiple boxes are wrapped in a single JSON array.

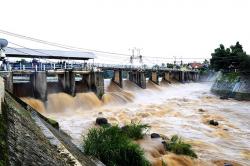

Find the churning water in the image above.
[{"left": 22, "top": 79, "right": 250, "bottom": 166}]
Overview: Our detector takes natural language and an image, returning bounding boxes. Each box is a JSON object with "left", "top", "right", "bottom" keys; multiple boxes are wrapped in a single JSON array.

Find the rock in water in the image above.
[
  {"left": 151, "top": 133, "right": 161, "bottom": 138},
  {"left": 209, "top": 120, "right": 219, "bottom": 126},
  {"left": 96, "top": 117, "right": 108, "bottom": 126}
]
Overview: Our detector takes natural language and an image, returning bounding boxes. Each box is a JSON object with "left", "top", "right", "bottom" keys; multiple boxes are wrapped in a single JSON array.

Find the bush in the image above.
[
  {"left": 82, "top": 125, "right": 150, "bottom": 166},
  {"left": 122, "top": 123, "right": 150, "bottom": 140},
  {"left": 164, "top": 135, "right": 197, "bottom": 158}
]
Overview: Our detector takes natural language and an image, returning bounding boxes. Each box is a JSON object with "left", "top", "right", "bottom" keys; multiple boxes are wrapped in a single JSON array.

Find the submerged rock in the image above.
[
  {"left": 96, "top": 117, "right": 108, "bottom": 126},
  {"left": 198, "top": 108, "right": 205, "bottom": 112},
  {"left": 209, "top": 120, "right": 219, "bottom": 126}
]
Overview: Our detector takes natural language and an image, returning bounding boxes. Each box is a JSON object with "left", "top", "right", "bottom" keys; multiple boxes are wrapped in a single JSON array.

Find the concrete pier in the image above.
[
  {"left": 163, "top": 71, "right": 171, "bottom": 83},
  {"left": 150, "top": 71, "right": 159, "bottom": 85},
  {"left": 30, "top": 71, "right": 47, "bottom": 101},
  {"left": 64, "top": 70, "right": 76, "bottom": 96},
  {"left": 1, "top": 69, "right": 105, "bottom": 100},
  {"left": 112, "top": 70, "right": 123, "bottom": 88},
  {"left": 128, "top": 71, "right": 146, "bottom": 89},
  {"left": 0, "top": 68, "right": 199, "bottom": 101},
  {"left": 90, "top": 71, "right": 104, "bottom": 98}
]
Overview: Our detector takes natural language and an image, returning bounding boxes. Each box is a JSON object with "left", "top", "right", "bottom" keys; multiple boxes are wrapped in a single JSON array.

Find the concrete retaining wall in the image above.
[
  {"left": 0, "top": 75, "right": 103, "bottom": 165},
  {"left": 211, "top": 72, "right": 250, "bottom": 100}
]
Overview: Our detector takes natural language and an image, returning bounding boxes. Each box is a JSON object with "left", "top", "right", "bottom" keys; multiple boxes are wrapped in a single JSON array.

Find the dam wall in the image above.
[{"left": 211, "top": 72, "right": 250, "bottom": 100}]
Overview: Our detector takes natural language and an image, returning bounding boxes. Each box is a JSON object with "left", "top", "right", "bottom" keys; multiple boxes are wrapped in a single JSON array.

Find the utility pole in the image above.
[{"left": 129, "top": 47, "right": 143, "bottom": 64}]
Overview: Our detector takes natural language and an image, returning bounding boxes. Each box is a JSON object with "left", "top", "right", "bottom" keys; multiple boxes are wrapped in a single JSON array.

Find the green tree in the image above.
[{"left": 210, "top": 42, "right": 250, "bottom": 72}]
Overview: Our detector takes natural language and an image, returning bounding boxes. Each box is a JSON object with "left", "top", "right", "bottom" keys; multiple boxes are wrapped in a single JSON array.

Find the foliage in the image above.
[
  {"left": 210, "top": 42, "right": 250, "bottom": 72},
  {"left": 167, "top": 63, "right": 174, "bottom": 68},
  {"left": 162, "top": 159, "right": 167, "bottom": 166},
  {"left": 82, "top": 125, "right": 150, "bottom": 166},
  {"left": 122, "top": 123, "right": 150, "bottom": 140},
  {"left": 164, "top": 135, "right": 197, "bottom": 158},
  {"left": 103, "top": 70, "right": 114, "bottom": 79},
  {"left": 220, "top": 72, "right": 240, "bottom": 82},
  {"left": 46, "top": 118, "right": 59, "bottom": 129}
]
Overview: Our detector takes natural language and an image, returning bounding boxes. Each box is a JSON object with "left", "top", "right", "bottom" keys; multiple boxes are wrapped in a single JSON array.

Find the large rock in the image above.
[
  {"left": 209, "top": 120, "right": 219, "bottom": 126},
  {"left": 96, "top": 117, "right": 108, "bottom": 126},
  {"left": 151, "top": 133, "right": 161, "bottom": 139}
]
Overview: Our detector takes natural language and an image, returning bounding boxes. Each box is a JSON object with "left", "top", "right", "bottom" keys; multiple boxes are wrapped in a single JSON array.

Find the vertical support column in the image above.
[
  {"left": 65, "top": 70, "right": 76, "bottom": 96},
  {"left": 30, "top": 71, "right": 47, "bottom": 101},
  {"left": 194, "top": 72, "right": 199, "bottom": 82},
  {"left": 180, "top": 71, "right": 185, "bottom": 83},
  {"left": 150, "top": 71, "right": 159, "bottom": 85},
  {"left": 190, "top": 72, "right": 194, "bottom": 81},
  {"left": 112, "top": 70, "right": 123, "bottom": 88},
  {"left": 163, "top": 71, "right": 171, "bottom": 83},
  {"left": 58, "top": 70, "right": 76, "bottom": 96},
  {"left": 128, "top": 71, "right": 146, "bottom": 89},
  {"left": 138, "top": 71, "right": 146, "bottom": 89},
  {"left": 187, "top": 72, "right": 190, "bottom": 81},
  {"left": 90, "top": 71, "right": 104, "bottom": 99},
  {"left": 174, "top": 71, "right": 179, "bottom": 81}
]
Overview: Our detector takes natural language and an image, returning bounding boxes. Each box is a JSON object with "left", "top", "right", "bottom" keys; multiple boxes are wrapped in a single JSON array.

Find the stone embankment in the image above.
[
  {"left": 211, "top": 72, "right": 250, "bottom": 100},
  {"left": 0, "top": 77, "right": 103, "bottom": 166}
]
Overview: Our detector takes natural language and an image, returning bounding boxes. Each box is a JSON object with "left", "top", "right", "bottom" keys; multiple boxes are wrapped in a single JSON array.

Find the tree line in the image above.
[{"left": 210, "top": 42, "right": 250, "bottom": 72}]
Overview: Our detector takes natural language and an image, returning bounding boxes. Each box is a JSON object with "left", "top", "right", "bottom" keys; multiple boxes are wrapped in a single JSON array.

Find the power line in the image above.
[
  {"left": 0, "top": 29, "right": 211, "bottom": 60},
  {"left": 0, "top": 29, "right": 131, "bottom": 57},
  {"left": 9, "top": 41, "right": 55, "bottom": 57},
  {"left": 7, "top": 47, "right": 31, "bottom": 56}
]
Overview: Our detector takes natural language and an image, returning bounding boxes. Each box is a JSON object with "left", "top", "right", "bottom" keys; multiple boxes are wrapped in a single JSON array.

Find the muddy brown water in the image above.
[{"left": 22, "top": 79, "right": 250, "bottom": 166}]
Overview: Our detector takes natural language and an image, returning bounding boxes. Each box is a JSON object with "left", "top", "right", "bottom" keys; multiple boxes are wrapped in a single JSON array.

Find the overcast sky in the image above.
[{"left": 1, "top": 0, "right": 250, "bottom": 64}]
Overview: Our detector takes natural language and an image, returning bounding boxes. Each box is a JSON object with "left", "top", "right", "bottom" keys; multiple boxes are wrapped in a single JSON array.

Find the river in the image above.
[{"left": 23, "top": 79, "right": 250, "bottom": 166}]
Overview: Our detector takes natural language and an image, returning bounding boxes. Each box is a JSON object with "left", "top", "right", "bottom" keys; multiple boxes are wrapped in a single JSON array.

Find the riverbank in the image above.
[{"left": 211, "top": 72, "right": 250, "bottom": 100}]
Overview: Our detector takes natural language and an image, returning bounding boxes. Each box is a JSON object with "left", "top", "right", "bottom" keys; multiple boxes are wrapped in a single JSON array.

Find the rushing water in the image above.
[{"left": 23, "top": 79, "right": 250, "bottom": 166}]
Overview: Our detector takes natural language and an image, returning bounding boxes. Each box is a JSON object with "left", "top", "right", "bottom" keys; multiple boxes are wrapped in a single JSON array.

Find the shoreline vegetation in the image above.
[{"left": 82, "top": 122, "right": 197, "bottom": 166}]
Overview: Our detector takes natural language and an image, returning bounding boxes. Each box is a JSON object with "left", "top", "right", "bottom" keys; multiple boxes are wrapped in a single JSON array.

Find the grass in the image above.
[
  {"left": 46, "top": 118, "right": 59, "bottom": 130},
  {"left": 219, "top": 72, "right": 240, "bottom": 83},
  {"left": 164, "top": 135, "right": 197, "bottom": 158},
  {"left": 82, "top": 124, "right": 150, "bottom": 166},
  {"left": 122, "top": 123, "right": 150, "bottom": 140}
]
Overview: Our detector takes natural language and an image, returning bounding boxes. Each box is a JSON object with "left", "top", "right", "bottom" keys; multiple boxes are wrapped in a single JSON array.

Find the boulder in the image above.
[
  {"left": 161, "top": 140, "right": 168, "bottom": 147},
  {"left": 151, "top": 133, "right": 161, "bottom": 139},
  {"left": 198, "top": 108, "right": 205, "bottom": 112},
  {"left": 96, "top": 117, "right": 108, "bottom": 126},
  {"left": 209, "top": 120, "right": 219, "bottom": 126}
]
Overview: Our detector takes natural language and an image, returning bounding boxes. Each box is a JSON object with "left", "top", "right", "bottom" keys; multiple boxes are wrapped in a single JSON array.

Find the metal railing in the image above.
[{"left": 1, "top": 62, "right": 198, "bottom": 72}]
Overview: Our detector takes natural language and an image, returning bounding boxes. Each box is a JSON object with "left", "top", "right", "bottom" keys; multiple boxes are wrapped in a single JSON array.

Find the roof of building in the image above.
[
  {"left": 189, "top": 62, "right": 203, "bottom": 69},
  {"left": 4, "top": 47, "right": 95, "bottom": 60}
]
